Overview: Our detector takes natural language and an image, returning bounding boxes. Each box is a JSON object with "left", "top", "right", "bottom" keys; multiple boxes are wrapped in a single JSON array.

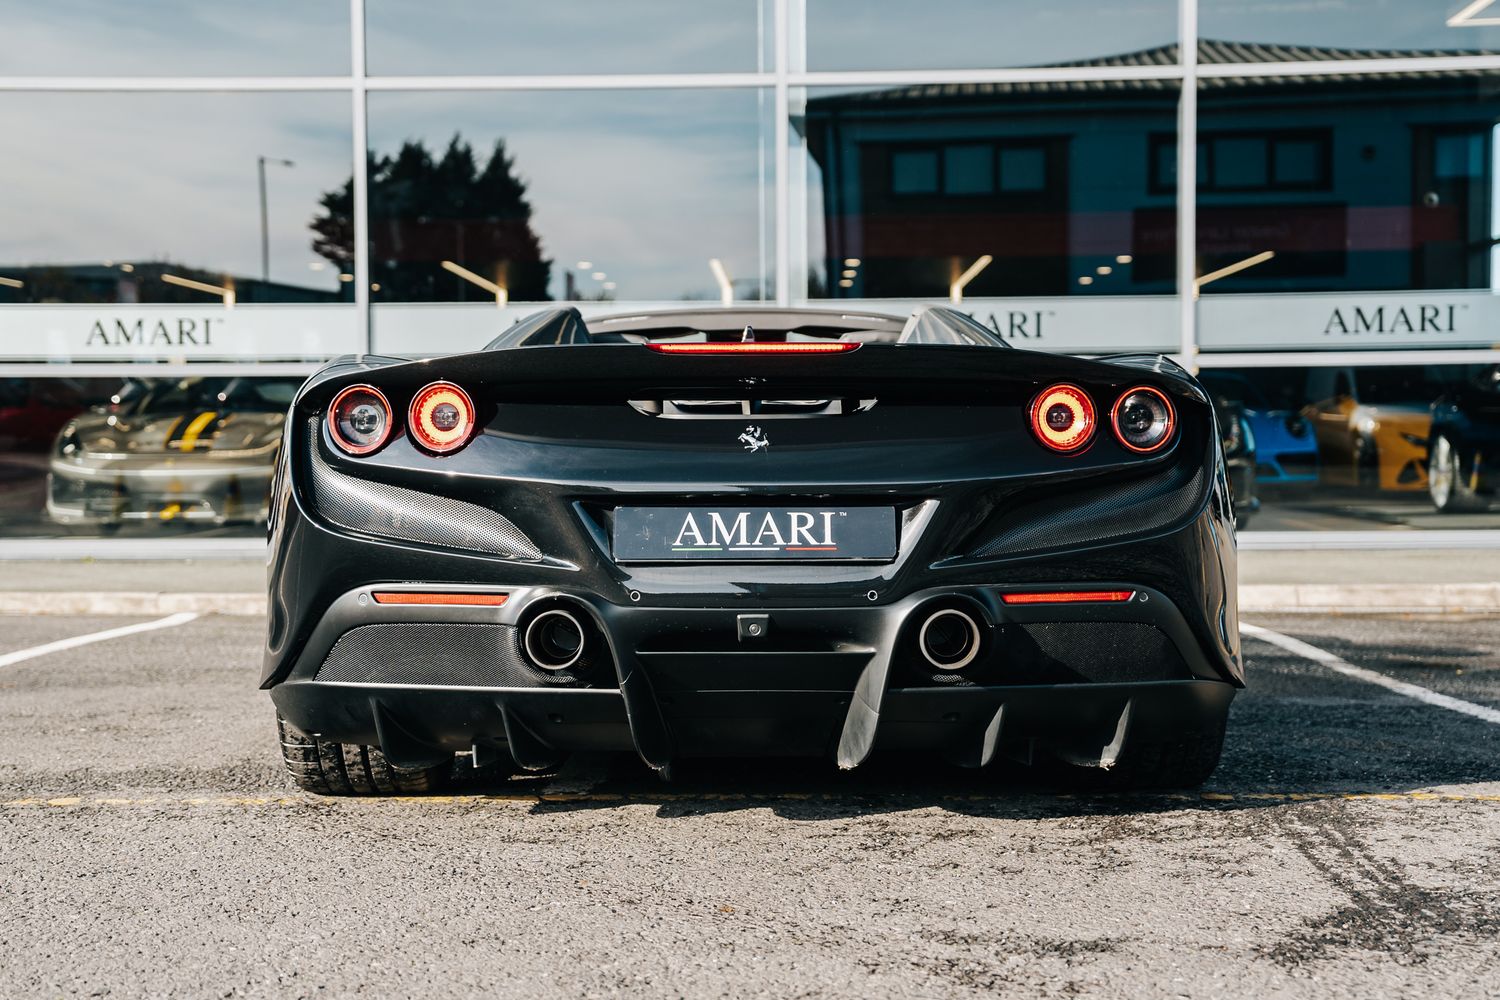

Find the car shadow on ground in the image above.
[{"left": 433, "top": 746, "right": 1491, "bottom": 822}]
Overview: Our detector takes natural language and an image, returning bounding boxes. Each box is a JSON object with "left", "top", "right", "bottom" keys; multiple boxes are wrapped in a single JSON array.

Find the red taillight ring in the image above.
[
  {"left": 1111, "top": 385, "right": 1176, "bottom": 454},
  {"left": 408, "top": 380, "right": 476, "bottom": 454},
  {"left": 327, "top": 384, "right": 393, "bottom": 456},
  {"left": 1029, "top": 383, "right": 1096, "bottom": 453}
]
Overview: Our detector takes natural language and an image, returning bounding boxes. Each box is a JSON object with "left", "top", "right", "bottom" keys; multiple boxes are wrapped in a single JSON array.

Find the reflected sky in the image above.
[
  {"left": 804, "top": 0, "right": 1177, "bottom": 70},
  {"left": 367, "top": 90, "right": 772, "bottom": 302},
  {"left": 3, "top": 1, "right": 1496, "bottom": 80},
  {"left": 0, "top": 0, "right": 348, "bottom": 75},
  {"left": 365, "top": 0, "right": 770, "bottom": 76},
  {"left": 0, "top": 93, "right": 350, "bottom": 296},
  {"left": 1201, "top": 0, "right": 1500, "bottom": 53}
]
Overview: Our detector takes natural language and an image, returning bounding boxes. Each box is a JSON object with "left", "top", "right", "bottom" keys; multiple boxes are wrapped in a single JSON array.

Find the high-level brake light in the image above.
[
  {"left": 409, "top": 381, "right": 476, "bottom": 454},
  {"left": 1029, "top": 384, "right": 1096, "bottom": 452},
  {"left": 1000, "top": 590, "right": 1135, "bottom": 605},
  {"left": 646, "top": 342, "right": 860, "bottom": 355}
]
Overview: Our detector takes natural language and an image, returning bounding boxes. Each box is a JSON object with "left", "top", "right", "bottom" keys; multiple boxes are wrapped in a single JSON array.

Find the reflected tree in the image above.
[{"left": 312, "top": 135, "right": 551, "bottom": 302}]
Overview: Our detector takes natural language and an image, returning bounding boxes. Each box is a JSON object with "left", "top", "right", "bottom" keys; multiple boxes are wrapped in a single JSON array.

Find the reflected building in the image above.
[
  {"left": 0, "top": 262, "right": 347, "bottom": 306},
  {"left": 804, "top": 40, "right": 1500, "bottom": 301}
]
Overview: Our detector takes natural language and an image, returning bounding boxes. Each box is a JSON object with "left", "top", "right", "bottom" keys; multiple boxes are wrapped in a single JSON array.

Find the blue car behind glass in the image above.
[{"left": 1200, "top": 373, "right": 1318, "bottom": 487}]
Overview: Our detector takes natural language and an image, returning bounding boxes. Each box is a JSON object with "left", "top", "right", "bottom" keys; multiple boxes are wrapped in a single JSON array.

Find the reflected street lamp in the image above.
[{"left": 258, "top": 155, "right": 295, "bottom": 285}]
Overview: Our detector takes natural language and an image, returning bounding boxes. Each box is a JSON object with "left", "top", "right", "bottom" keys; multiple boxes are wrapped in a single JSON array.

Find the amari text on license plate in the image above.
[{"left": 612, "top": 506, "right": 898, "bottom": 562}]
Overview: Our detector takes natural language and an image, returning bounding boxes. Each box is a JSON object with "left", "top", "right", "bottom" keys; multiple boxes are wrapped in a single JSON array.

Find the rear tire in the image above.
[
  {"left": 277, "top": 713, "right": 450, "bottom": 795},
  {"left": 1429, "top": 435, "right": 1487, "bottom": 513}
]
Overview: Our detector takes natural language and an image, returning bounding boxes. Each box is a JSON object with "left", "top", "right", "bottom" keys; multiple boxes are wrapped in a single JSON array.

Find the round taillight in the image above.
[
  {"left": 1112, "top": 386, "right": 1176, "bottom": 453},
  {"left": 328, "top": 384, "right": 393, "bottom": 456},
  {"left": 409, "top": 381, "right": 476, "bottom": 454},
  {"left": 1029, "top": 384, "right": 1096, "bottom": 453}
]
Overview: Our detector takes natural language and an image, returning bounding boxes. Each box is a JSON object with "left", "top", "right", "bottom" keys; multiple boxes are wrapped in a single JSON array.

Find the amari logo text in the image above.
[{"left": 672, "top": 511, "right": 841, "bottom": 553}]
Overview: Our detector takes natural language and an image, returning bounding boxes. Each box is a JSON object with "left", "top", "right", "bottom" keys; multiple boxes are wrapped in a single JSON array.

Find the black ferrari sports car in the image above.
[{"left": 264, "top": 305, "right": 1241, "bottom": 793}]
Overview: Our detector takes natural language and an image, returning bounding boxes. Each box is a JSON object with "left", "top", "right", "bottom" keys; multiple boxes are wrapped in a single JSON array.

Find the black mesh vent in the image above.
[
  {"left": 969, "top": 461, "right": 1206, "bottom": 560},
  {"left": 305, "top": 420, "right": 542, "bottom": 561},
  {"left": 899, "top": 622, "right": 1186, "bottom": 687},
  {"left": 316, "top": 623, "right": 603, "bottom": 688}
]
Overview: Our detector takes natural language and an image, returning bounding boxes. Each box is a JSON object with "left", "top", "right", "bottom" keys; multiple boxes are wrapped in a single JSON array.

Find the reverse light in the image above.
[
  {"left": 409, "top": 381, "right": 476, "bottom": 454},
  {"left": 646, "top": 341, "right": 860, "bottom": 355},
  {"left": 1000, "top": 590, "right": 1136, "bottom": 605},
  {"left": 328, "top": 384, "right": 393, "bottom": 456},
  {"left": 1029, "top": 384, "right": 1096, "bottom": 452},
  {"left": 1111, "top": 386, "right": 1176, "bottom": 453}
]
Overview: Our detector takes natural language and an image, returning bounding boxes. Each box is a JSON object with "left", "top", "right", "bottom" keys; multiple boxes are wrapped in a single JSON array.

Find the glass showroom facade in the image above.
[{"left": 4, "top": 0, "right": 1500, "bottom": 543}]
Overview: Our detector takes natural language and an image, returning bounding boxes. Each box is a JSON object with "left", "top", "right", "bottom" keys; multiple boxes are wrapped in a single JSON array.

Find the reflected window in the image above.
[
  {"left": 801, "top": 83, "right": 1177, "bottom": 298},
  {"left": 891, "top": 150, "right": 940, "bottom": 195},
  {"left": 1152, "top": 131, "right": 1331, "bottom": 194},
  {"left": 364, "top": 90, "right": 772, "bottom": 303},
  {"left": 806, "top": 0, "right": 1177, "bottom": 70},
  {"left": 999, "top": 147, "right": 1047, "bottom": 193},
  {"left": 1273, "top": 138, "right": 1323, "bottom": 185},
  {"left": 1213, "top": 138, "right": 1270, "bottom": 189},
  {"left": 0, "top": 92, "right": 354, "bottom": 305},
  {"left": 365, "top": 0, "right": 770, "bottom": 75},
  {"left": 0, "top": 1, "right": 349, "bottom": 75},
  {"left": 943, "top": 146, "right": 994, "bottom": 195}
]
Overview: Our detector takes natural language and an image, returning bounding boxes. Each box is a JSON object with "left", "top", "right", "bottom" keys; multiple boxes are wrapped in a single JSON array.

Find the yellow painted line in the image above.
[
  {"left": 2, "top": 790, "right": 1500, "bottom": 809},
  {"left": 177, "top": 410, "right": 218, "bottom": 451}
]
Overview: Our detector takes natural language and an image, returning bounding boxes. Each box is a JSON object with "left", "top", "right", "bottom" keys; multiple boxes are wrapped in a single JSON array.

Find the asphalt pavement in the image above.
[{"left": 2, "top": 612, "right": 1498, "bottom": 998}]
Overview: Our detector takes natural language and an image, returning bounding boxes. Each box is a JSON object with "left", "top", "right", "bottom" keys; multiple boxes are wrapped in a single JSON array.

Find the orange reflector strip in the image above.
[
  {"left": 1000, "top": 590, "right": 1135, "bottom": 605},
  {"left": 372, "top": 592, "right": 509, "bottom": 607},
  {"left": 646, "top": 342, "right": 859, "bottom": 355}
]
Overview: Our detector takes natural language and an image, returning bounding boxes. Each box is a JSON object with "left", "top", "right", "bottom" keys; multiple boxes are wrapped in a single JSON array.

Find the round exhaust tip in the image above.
[
  {"left": 524, "top": 608, "right": 587, "bottom": 671},
  {"left": 918, "top": 608, "right": 982, "bottom": 671}
]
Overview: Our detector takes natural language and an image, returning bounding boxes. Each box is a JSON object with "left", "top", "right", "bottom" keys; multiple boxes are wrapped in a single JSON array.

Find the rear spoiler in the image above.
[{"left": 483, "top": 304, "right": 1009, "bottom": 351}]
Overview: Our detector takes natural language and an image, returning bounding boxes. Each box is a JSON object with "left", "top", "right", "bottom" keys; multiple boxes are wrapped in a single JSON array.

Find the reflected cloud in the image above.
[{"left": 2, "top": 0, "right": 348, "bottom": 75}]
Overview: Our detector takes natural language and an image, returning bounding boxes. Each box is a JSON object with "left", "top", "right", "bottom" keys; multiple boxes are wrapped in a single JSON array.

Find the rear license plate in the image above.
[{"left": 612, "top": 506, "right": 898, "bottom": 562}]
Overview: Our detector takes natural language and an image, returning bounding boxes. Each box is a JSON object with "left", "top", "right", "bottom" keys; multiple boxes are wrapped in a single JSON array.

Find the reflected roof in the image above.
[{"left": 811, "top": 39, "right": 1500, "bottom": 104}]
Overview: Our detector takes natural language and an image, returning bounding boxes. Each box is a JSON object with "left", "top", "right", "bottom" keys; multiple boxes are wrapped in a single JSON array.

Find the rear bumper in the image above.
[{"left": 269, "top": 582, "right": 1238, "bottom": 771}]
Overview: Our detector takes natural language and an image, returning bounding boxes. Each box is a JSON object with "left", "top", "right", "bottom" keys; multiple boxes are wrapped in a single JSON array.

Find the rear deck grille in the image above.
[{"left": 317, "top": 622, "right": 606, "bottom": 688}]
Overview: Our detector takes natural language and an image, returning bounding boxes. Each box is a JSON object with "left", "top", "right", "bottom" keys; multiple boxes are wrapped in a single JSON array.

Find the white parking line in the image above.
[
  {"left": 1242, "top": 622, "right": 1500, "bottom": 726},
  {"left": 0, "top": 612, "right": 200, "bottom": 669}
]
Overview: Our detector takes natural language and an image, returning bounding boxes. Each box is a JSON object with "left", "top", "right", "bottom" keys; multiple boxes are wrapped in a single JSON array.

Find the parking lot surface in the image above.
[{"left": 2, "top": 612, "right": 1498, "bottom": 998}]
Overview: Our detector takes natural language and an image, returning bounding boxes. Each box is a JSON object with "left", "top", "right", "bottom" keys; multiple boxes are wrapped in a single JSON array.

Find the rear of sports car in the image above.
[{"left": 263, "top": 307, "right": 1241, "bottom": 794}]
